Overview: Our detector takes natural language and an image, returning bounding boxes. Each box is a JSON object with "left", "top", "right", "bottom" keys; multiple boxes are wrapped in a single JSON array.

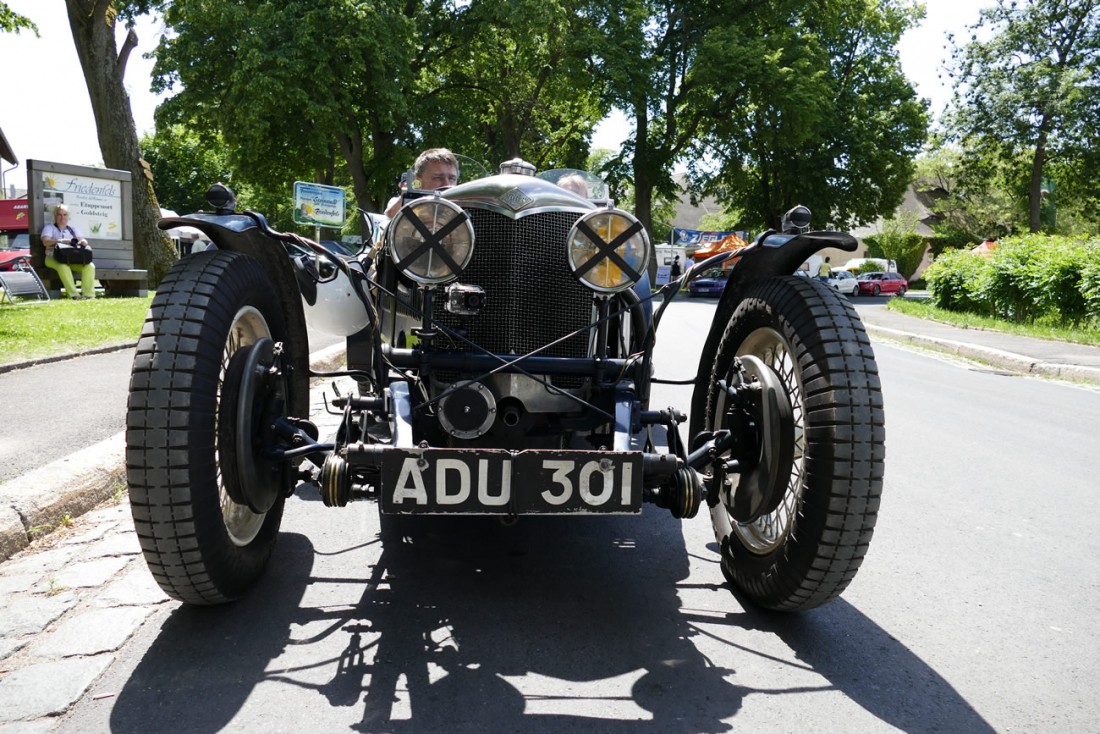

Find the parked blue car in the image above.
[{"left": 687, "top": 267, "right": 731, "bottom": 297}]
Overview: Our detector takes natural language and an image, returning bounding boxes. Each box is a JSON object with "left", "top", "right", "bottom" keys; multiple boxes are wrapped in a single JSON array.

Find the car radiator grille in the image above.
[{"left": 432, "top": 209, "right": 593, "bottom": 380}]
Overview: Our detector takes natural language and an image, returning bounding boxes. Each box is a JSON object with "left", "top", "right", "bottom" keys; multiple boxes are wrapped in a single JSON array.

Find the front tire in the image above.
[
  {"left": 701, "top": 276, "right": 884, "bottom": 611},
  {"left": 127, "top": 251, "right": 289, "bottom": 604}
]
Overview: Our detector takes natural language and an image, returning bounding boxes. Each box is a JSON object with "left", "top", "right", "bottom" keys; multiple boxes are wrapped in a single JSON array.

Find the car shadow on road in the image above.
[
  {"left": 106, "top": 513, "right": 993, "bottom": 733},
  {"left": 329, "top": 511, "right": 746, "bottom": 733},
  {"left": 106, "top": 532, "right": 319, "bottom": 733},
  {"left": 716, "top": 596, "right": 997, "bottom": 732}
]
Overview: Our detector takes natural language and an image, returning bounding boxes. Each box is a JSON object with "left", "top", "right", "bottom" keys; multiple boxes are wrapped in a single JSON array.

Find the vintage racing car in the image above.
[{"left": 128, "top": 157, "right": 885, "bottom": 612}]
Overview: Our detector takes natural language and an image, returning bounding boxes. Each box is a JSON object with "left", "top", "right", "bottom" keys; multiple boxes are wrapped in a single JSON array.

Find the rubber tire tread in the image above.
[
  {"left": 705, "top": 275, "right": 885, "bottom": 611},
  {"left": 126, "top": 250, "right": 287, "bottom": 605}
]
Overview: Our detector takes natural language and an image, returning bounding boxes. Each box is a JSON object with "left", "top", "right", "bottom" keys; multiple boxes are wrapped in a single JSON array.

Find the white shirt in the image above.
[{"left": 41, "top": 222, "right": 84, "bottom": 243}]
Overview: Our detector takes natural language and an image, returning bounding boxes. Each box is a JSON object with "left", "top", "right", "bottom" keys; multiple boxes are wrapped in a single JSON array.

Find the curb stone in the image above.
[
  {"left": 0, "top": 342, "right": 134, "bottom": 376},
  {"left": 0, "top": 343, "right": 348, "bottom": 564},
  {"left": 864, "top": 324, "right": 1100, "bottom": 386},
  {"left": 0, "top": 436, "right": 125, "bottom": 563}
]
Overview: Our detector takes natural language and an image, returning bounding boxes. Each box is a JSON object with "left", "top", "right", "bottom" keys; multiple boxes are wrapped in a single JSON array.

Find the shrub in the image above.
[
  {"left": 924, "top": 247, "right": 992, "bottom": 313},
  {"left": 923, "top": 234, "right": 1100, "bottom": 326},
  {"left": 1028, "top": 237, "right": 1092, "bottom": 324},
  {"left": 983, "top": 239, "right": 1040, "bottom": 322},
  {"left": 1081, "top": 246, "right": 1100, "bottom": 321},
  {"left": 927, "top": 227, "right": 980, "bottom": 256}
]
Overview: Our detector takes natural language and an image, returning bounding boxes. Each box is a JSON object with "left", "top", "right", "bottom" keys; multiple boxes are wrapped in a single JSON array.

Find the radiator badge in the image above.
[{"left": 500, "top": 188, "right": 534, "bottom": 211}]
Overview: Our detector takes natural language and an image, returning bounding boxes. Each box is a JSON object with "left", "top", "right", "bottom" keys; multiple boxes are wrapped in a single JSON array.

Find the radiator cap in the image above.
[{"left": 499, "top": 158, "right": 535, "bottom": 176}]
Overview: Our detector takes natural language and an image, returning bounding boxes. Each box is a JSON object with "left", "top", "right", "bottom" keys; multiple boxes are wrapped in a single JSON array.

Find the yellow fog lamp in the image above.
[
  {"left": 388, "top": 196, "right": 475, "bottom": 285},
  {"left": 566, "top": 208, "right": 651, "bottom": 294}
]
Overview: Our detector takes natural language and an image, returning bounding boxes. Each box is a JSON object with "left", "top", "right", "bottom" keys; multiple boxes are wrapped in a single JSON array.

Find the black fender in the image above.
[
  {"left": 632, "top": 270, "right": 655, "bottom": 332},
  {"left": 158, "top": 213, "right": 312, "bottom": 422},
  {"left": 688, "top": 230, "right": 857, "bottom": 436}
]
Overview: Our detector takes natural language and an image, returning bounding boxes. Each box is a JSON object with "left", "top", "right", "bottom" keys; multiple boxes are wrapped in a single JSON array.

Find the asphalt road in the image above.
[
  {"left": 0, "top": 330, "right": 344, "bottom": 483},
  {"left": 47, "top": 294, "right": 1100, "bottom": 732}
]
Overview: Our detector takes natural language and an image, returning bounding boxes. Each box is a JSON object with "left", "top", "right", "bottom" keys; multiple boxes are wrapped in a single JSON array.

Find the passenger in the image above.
[
  {"left": 40, "top": 204, "right": 96, "bottom": 300},
  {"left": 385, "top": 148, "right": 461, "bottom": 217},
  {"left": 557, "top": 173, "right": 589, "bottom": 198}
]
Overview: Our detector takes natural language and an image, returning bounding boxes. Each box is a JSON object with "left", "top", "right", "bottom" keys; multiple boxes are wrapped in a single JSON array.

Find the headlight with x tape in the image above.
[
  {"left": 388, "top": 196, "right": 476, "bottom": 285},
  {"left": 566, "top": 208, "right": 651, "bottom": 294}
]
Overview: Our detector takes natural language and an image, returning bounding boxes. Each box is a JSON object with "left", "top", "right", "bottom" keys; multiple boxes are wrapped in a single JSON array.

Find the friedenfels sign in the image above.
[
  {"left": 40, "top": 171, "right": 123, "bottom": 240},
  {"left": 293, "top": 181, "right": 346, "bottom": 228}
]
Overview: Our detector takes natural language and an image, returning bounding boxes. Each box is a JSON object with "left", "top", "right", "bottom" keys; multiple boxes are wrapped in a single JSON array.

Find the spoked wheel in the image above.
[
  {"left": 701, "top": 275, "right": 884, "bottom": 611},
  {"left": 127, "top": 251, "right": 292, "bottom": 604}
]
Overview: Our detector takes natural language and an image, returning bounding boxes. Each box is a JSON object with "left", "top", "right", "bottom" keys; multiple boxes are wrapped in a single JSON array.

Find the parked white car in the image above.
[{"left": 827, "top": 268, "right": 859, "bottom": 295}]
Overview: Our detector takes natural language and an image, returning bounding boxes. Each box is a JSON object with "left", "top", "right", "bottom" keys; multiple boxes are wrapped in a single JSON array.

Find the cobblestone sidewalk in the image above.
[
  {"left": 0, "top": 497, "right": 170, "bottom": 731},
  {"left": 0, "top": 363, "right": 351, "bottom": 731}
]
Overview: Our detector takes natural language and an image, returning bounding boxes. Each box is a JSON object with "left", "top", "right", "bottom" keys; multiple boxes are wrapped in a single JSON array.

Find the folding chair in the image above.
[{"left": 0, "top": 257, "right": 51, "bottom": 304}]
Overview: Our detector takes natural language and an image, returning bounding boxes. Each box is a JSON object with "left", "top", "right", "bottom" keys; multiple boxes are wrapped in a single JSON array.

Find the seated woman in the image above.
[{"left": 40, "top": 204, "right": 96, "bottom": 300}]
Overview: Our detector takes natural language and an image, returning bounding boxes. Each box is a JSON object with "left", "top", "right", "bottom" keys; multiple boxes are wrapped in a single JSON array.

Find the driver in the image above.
[{"left": 385, "top": 148, "right": 460, "bottom": 217}]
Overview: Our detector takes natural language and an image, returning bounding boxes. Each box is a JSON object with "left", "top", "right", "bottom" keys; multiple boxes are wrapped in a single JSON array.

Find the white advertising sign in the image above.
[
  {"left": 293, "top": 181, "right": 346, "bottom": 228},
  {"left": 41, "top": 171, "right": 124, "bottom": 240}
]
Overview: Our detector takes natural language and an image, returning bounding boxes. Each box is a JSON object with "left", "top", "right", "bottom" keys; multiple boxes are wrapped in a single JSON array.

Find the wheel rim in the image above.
[
  {"left": 217, "top": 306, "right": 272, "bottom": 546},
  {"left": 710, "top": 327, "right": 806, "bottom": 555}
]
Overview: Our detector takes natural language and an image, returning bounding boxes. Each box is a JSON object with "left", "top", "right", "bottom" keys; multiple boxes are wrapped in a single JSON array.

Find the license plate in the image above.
[{"left": 380, "top": 449, "right": 643, "bottom": 515}]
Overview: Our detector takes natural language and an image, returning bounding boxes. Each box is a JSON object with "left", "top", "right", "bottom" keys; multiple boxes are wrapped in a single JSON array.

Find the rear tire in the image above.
[
  {"left": 701, "top": 276, "right": 884, "bottom": 611},
  {"left": 127, "top": 251, "right": 288, "bottom": 604}
]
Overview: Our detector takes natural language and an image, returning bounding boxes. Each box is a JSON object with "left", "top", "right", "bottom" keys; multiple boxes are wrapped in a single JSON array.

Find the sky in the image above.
[{"left": 1, "top": 0, "right": 985, "bottom": 197}]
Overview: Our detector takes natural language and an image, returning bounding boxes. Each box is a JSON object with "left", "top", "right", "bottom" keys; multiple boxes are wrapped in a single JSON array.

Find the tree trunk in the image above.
[
  {"left": 65, "top": 0, "right": 175, "bottom": 287},
  {"left": 631, "top": 100, "right": 658, "bottom": 283},
  {"left": 1029, "top": 120, "right": 1050, "bottom": 233},
  {"left": 336, "top": 130, "right": 374, "bottom": 243},
  {"left": 631, "top": 101, "right": 653, "bottom": 235}
]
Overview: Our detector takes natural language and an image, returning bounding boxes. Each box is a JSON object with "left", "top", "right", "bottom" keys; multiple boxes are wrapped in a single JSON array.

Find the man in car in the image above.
[{"left": 385, "top": 148, "right": 460, "bottom": 217}]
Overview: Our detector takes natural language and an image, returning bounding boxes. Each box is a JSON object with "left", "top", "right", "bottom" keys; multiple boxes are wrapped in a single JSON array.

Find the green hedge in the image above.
[{"left": 923, "top": 235, "right": 1100, "bottom": 326}]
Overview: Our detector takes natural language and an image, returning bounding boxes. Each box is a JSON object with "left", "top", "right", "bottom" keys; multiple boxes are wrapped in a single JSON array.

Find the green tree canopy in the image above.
[
  {"left": 421, "top": 0, "right": 607, "bottom": 170},
  {"left": 141, "top": 125, "right": 237, "bottom": 215},
  {"left": 152, "top": 0, "right": 401, "bottom": 217},
  {"left": 147, "top": 0, "right": 930, "bottom": 242},
  {"left": 945, "top": 0, "right": 1100, "bottom": 233},
  {"left": 595, "top": 0, "right": 739, "bottom": 235},
  {"left": 693, "top": 0, "right": 927, "bottom": 231},
  {"left": 152, "top": 0, "right": 604, "bottom": 222},
  {"left": 0, "top": 2, "right": 36, "bottom": 35}
]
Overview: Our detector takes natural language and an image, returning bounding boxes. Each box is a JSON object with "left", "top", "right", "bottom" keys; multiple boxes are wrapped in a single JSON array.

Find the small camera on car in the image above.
[{"left": 445, "top": 282, "right": 486, "bottom": 316}]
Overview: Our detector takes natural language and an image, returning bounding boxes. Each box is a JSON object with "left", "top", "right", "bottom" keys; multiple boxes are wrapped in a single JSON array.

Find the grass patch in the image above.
[
  {"left": 0, "top": 295, "right": 152, "bottom": 365},
  {"left": 888, "top": 297, "right": 1100, "bottom": 347}
]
